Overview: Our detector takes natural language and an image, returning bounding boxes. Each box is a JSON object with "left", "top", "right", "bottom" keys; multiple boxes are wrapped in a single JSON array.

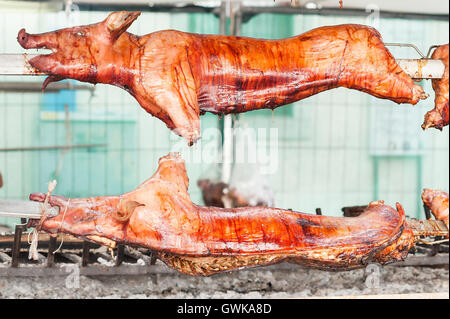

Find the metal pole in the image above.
[
  {"left": 11, "top": 225, "right": 24, "bottom": 268},
  {"left": 81, "top": 241, "right": 90, "bottom": 267},
  {"left": 221, "top": 1, "right": 244, "bottom": 184},
  {"left": 47, "top": 237, "right": 57, "bottom": 267},
  {"left": 220, "top": 1, "right": 233, "bottom": 184},
  {"left": 0, "top": 144, "right": 106, "bottom": 152}
]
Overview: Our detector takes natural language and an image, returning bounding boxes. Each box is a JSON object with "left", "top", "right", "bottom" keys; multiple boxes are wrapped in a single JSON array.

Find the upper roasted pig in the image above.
[
  {"left": 18, "top": 11, "right": 426, "bottom": 145},
  {"left": 30, "top": 152, "right": 414, "bottom": 276},
  {"left": 422, "top": 44, "right": 449, "bottom": 130}
]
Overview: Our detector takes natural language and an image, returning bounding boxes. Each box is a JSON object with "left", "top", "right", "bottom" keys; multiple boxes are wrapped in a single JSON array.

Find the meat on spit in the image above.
[
  {"left": 29, "top": 152, "right": 414, "bottom": 276},
  {"left": 422, "top": 44, "right": 449, "bottom": 130},
  {"left": 422, "top": 189, "right": 449, "bottom": 230},
  {"left": 18, "top": 11, "right": 426, "bottom": 145}
]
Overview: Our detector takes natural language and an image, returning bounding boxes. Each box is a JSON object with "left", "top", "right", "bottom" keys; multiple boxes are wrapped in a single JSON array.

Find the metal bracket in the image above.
[{"left": 385, "top": 42, "right": 427, "bottom": 59}]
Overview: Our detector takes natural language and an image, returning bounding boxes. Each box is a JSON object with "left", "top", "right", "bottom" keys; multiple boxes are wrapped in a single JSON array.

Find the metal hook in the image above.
[
  {"left": 426, "top": 45, "right": 440, "bottom": 59},
  {"left": 384, "top": 43, "right": 427, "bottom": 59}
]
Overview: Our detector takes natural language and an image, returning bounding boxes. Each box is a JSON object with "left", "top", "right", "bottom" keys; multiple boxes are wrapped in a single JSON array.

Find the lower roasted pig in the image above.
[{"left": 29, "top": 153, "right": 414, "bottom": 276}]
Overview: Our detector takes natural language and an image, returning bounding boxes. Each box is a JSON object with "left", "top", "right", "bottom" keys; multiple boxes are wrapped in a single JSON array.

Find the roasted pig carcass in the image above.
[
  {"left": 29, "top": 152, "right": 414, "bottom": 276},
  {"left": 422, "top": 44, "right": 449, "bottom": 130},
  {"left": 18, "top": 11, "right": 426, "bottom": 145},
  {"left": 422, "top": 189, "right": 449, "bottom": 230}
]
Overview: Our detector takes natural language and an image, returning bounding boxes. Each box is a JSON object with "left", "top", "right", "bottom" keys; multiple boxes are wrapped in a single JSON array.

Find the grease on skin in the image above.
[
  {"left": 18, "top": 12, "right": 426, "bottom": 145},
  {"left": 29, "top": 153, "right": 414, "bottom": 276}
]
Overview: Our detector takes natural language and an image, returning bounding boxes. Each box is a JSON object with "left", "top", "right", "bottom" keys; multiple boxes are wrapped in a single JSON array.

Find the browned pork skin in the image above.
[
  {"left": 422, "top": 44, "right": 449, "bottom": 130},
  {"left": 29, "top": 153, "right": 414, "bottom": 276},
  {"left": 422, "top": 189, "right": 449, "bottom": 231},
  {"left": 18, "top": 11, "right": 426, "bottom": 145}
]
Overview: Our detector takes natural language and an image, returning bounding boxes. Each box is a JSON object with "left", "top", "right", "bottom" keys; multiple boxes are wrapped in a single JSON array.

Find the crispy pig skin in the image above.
[
  {"left": 422, "top": 44, "right": 449, "bottom": 130},
  {"left": 30, "top": 153, "right": 414, "bottom": 276},
  {"left": 422, "top": 189, "right": 449, "bottom": 230},
  {"left": 18, "top": 12, "right": 425, "bottom": 145}
]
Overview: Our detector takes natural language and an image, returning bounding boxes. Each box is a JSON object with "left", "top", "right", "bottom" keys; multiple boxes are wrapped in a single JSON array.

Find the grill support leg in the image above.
[
  {"left": 150, "top": 252, "right": 157, "bottom": 265},
  {"left": 81, "top": 241, "right": 90, "bottom": 267},
  {"left": 47, "top": 236, "right": 57, "bottom": 267},
  {"left": 424, "top": 204, "right": 432, "bottom": 220},
  {"left": 115, "top": 245, "right": 124, "bottom": 266},
  {"left": 11, "top": 225, "right": 24, "bottom": 268}
]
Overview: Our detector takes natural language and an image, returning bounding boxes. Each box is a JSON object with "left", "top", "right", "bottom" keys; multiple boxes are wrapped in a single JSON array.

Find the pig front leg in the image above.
[{"left": 134, "top": 52, "right": 201, "bottom": 145}]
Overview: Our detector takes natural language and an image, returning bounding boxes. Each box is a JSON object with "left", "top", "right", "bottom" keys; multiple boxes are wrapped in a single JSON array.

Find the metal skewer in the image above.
[
  {"left": 384, "top": 43, "right": 446, "bottom": 79},
  {"left": 0, "top": 200, "right": 59, "bottom": 219},
  {"left": 0, "top": 199, "right": 447, "bottom": 238},
  {"left": 0, "top": 51, "right": 446, "bottom": 80},
  {"left": 0, "top": 54, "right": 44, "bottom": 75}
]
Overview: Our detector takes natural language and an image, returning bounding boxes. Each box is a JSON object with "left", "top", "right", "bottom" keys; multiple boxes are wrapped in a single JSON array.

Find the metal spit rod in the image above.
[
  {"left": 0, "top": 200, "right": 59, "bottom": 219},
  {"left": 0, "top": 199, "right": 447, "bottom": 238},
  {"left": 385, "top": 43, "right": 445, "bottom": 79},
  {"left": 0, "top": 51, "right": 445, "bottom": 79}
]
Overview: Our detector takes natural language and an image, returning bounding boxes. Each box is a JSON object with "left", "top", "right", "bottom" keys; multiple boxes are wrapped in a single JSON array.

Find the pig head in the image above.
[
  {"left": 18, "top": 11, "right": 201, "bottom": 144},
  {"left": 18, "top": 11, "right": 140, "bottom": 89},
  {"left": 29, "top": 152, "right": 195, "bottom": 249}
]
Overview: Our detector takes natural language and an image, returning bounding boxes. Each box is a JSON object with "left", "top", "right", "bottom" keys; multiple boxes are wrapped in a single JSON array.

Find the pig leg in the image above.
[
  {"left": 422, "top": 44, "right": 449, "bottom": 130},
  {"left": 134, "top": 58, "right": 200, "bottom": 145}
]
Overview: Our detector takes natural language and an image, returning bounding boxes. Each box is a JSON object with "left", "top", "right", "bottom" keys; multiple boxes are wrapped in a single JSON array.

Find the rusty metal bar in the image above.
[
  {"left": 115, "top": 245, "right": 124, "bottom": 267},
  {"left": 424, "top": 204, "right": 432, "bottom": 220},
  {"left": 0, "top": 144, "right": 106, "bottom": 152},
  {"left": 392, "top": 253, "right": 449, "bottom": 267},
  {"left": 0, "top": 81, "right": 95, "bottom": 92},
  {"left": 11, "top": 225, "right": 24, "bottom": 268},
  {"left": 81, "top": 241, "right": 90, "bottom": 267},
  {"left": 150, "top": 252, "right": 157, "bottom": 265},
  {"left": 47, "top": 237, "right": 57, "bottom": 267}
]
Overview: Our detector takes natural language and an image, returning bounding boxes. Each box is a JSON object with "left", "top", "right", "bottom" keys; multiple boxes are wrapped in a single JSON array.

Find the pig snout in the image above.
[
  {"left": 18, "top": 29, "right": 39, "bottom": 49},
  {"left": 17, "top": 29, "right": 29, "bottom": 47},
  {"left": 17, "top": 28, "right": 57, "bottom": 50},
  {"left": 29, "top": 192, "right": 69, "bottom": 211}
]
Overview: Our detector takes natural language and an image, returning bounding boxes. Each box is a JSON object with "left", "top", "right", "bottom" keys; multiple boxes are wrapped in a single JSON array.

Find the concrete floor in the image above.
[{"left": 0, "top": 264, "right": 448, "bottom": 299}]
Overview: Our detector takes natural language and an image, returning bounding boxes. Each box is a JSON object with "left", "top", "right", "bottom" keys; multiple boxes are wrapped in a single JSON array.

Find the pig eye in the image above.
[{"left": 75, "top": 31, "right": 85, "bottom": 37}]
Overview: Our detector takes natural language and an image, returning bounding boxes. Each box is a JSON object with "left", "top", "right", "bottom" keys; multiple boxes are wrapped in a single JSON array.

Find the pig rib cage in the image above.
[{"left": 0, "top": 206, "right": 447, "bottom": 278}]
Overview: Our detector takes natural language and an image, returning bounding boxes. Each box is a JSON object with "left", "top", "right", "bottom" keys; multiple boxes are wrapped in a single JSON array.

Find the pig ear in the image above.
[{"left": 104, "top": 11, "right": 141, "bottom": 40}]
